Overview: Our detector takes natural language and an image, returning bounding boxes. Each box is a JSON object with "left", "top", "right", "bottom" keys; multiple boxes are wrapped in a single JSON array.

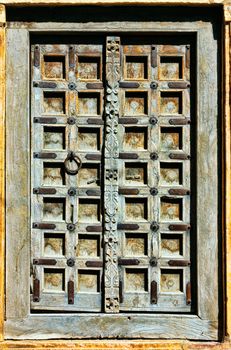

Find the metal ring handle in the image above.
[{"left": 64, "top": 151, "right": 82, "bottom": 175}]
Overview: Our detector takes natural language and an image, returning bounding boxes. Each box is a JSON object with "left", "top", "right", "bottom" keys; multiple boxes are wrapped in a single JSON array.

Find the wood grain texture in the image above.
[
  {"left": 4, "top": 314, "right": 218, "bottom": 340},
  {"left": 225, "top": 22, "right": 231, "bottom": 339},
  {"left": 0, "top": 10, "right": 222, "bottom": 344},
  {"left": 5, "top": 28, "right": 30, "bottom": 319},
  {"left": 0, "top": 4, "right": 5, "bottom": 343}
]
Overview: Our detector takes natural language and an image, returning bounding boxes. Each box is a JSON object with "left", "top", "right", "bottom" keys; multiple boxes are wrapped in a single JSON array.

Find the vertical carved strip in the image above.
[{"left": 104, "top": 37, "right": 120, "bottom": 313}]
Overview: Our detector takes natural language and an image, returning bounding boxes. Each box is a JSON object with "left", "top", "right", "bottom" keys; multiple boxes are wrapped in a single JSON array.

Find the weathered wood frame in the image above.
[
  {"left": 0, "top": 2, "right": 230, "bottom": 349},
  {"left": 4, "top": 16, "right": 219, "bottom": 341}
]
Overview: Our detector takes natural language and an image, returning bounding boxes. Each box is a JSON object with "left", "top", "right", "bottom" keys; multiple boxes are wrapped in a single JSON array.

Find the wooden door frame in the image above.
[{"left": 0, "top": 1, "right": 230, "bottom": 348}]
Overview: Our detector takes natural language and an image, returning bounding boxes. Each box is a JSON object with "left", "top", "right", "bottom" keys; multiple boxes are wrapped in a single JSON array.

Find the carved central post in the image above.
[{"left": 104, "top": 36, "right": 120, "bottom": 313}]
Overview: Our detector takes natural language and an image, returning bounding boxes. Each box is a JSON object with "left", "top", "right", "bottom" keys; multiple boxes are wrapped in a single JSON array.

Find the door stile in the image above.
[{"left": 104, "top": 36, "right": 121, "bottom": 313}]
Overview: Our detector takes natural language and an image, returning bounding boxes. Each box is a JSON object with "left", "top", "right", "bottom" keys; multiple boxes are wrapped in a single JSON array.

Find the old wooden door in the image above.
[{"left": 31, "top": 36, "right": 191, "bottom": 313}]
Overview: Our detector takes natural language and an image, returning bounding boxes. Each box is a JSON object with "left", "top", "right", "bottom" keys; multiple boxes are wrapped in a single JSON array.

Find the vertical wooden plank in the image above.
[
  {"left": 5, "top": 29, "right": 30, "bottom": 319},
  {"left": 0, "top": 4, "right": 5, "bottom": 342},
  {"left": 197, "top": 24, "right": 218, "bottom": 321},
  {"left": 225, "top": 20, "right": 231, "bottom": 339}
]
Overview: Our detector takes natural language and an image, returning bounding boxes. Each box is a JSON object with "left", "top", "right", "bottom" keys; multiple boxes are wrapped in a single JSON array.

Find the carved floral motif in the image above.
[{"left": 104, "top": 37, "right": 120, "bottom": 313}]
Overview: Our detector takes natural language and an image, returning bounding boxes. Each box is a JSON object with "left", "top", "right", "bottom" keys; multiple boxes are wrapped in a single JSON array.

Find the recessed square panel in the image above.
[
  {"left": 125, "top": 56, "right": 148, "bottom": 80},
  {"left": 125, "top": 92, "right": 148, "bottom": 115},
  {"left": 44, "top": 126, "right": 65, "bottom": 150},
  {"left": 161, "top": 127, "right": 182, "bottom": 151},
  {"left": 78, "top": 199, "right": 100, "bottom": 222},
  {"left": 125, "top": 198, "right": 147, "bottom": 221},
  {"left": 125, "top": 268, "right": 148, "bottom": 292},
  {"left": 43, "top": 198, "right": 65, "bottom": 221},
  {"left": 160, "top": 56, "right": 183, "bottom": 80},
  {"left": 78, "top": 164, "right": 100, "bottom": 187},
  {"left": 161, "top": 234, "right": 183, "bottom": 257},
  {"left": 78, "top": 270, "right": 100, "bottom": 292},
  {"left": 160, "top": 163, "right": 182, "bottom": 186},
  {"left": 160, "top": 92, "right": 182, "bottom": 114},
  {"left": 161, "top": 269, "right": 183, "bottom": 293},
  {"left": 78, "top": 56, "right": 101, "bottom": 80},
  {"left": 43, "top": 92, "right": 66, "bottom": 114},
  {"left": 77, "top": 234, "right": 100, "bottom": 257},
  {"left": 43, "top": 162, "right": 65, "bottom": 186},
  {"left": 124, "top": 127, "right": 147, "bottom": 150},
  {"left": 77, "top": 127, "right": 100, "bottom": 151},
  {"left": 125, "top": 163, "right": 147, "bottom": 185},
  {"left": 44, "top": 268, "right": 65, "bottom": 292},
  {"left": 44, "top": 233, "right": 65, "bottom": 257},
  {"left": 78, "top": 92, "right": 100, "bottom": 115},
  {"left": 43, "top": 55, "right": 65, "bottom": 79},
  {"left": 125, "top": 233, "right": 147, "bottom": 256},
  {"left": 161, "top": 198, "right": 182, "bottom": 221}
]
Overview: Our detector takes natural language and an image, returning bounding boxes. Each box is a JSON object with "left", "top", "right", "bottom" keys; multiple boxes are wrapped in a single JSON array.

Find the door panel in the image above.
[
  {"left": 31, "top": 37, "right": 191, "bottom": 313},
  {"left": 31, "top": 43, "right": 104, "bottom": 311}
]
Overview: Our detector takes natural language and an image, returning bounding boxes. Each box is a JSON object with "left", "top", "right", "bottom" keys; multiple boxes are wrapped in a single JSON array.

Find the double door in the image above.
[{"left": 31, "top": 35, "right": 191, "bottom": 313}]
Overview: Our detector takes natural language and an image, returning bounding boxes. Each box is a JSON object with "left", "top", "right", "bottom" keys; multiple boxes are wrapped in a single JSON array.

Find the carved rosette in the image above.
[{"left": 104, "top": 37, "right": 120, "bottom": 313}]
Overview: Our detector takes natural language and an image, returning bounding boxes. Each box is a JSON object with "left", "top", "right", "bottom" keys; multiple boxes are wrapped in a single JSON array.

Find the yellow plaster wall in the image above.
[{"left": 1, "top": 2, "right": 231, "bottom": 349}]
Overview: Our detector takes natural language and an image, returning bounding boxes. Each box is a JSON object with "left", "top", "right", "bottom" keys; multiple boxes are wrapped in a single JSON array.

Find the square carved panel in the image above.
[
  {"left": 43, "top": 55, "right": 66, "bottom": 79},
  {"left": 43, "top": 92, "right": 66, "bottom": 114},
  {"left": 44, "top": 233, "right": 65, "bottom": 257},
  {"left": 77, "top": 128, "right": 100, "bottom": 151},
  {"left": 161, "top": 127, "right": 182, "bottom": 151},
  {"left": 125, "top": 198, "right": 148, "bottom": 221},
  {"left": 78, "top": 270, "right": 100, "bottom": 292},
  {"left": 161, "top": 234, "right": 183, "bottom": 257},
  {"left": 160, "top": 92, "right": 182, "bottom": 114},
  {"left": 77, "top": 234, "right": 100, "bottom": 257},
  {"left": 43, "top": 127, "right": 66, "bottom": 150},
  {"left": 78, "top": 199, "right": 100, "bottom": 222},
  {"left": 125, "top": 163, "right": 147, "bottom": 185},
  {"left": 125, "top": 56, "right": 148, "bottom": 80},
  {"left": 161, "top": 269, "right": 183, "bottom": 293},
  {"left": 159, "top": 56, "right": 183, "bottom": 80},
  {"left": 43, "top": 198, "right": 65, "bottom": 221},
  {"left": 78, "top": 56, "right": 101, "bottom": 80},
  {"left": 43, "top": 162, "right": 65, "bottom": 186},
  {"left": 78, "top": 92, "right": 100, "bottom": 116},
  {"left": 125, "top": 268, "right": 148, "bottom": 292},
  {"left": 124, "top": 233, "right": 148, "bottom": 256},
  {"left": 44, "top": 269, "right": 65, "bottom": 292},
  {"left": 160, "top": 198, "right": 182, "bottom": 221},
  {"left": 124, "top": 127, "right": 148, "bottom": 150},
  {"left": 125, "top": 92, "right": 148, "bottom": 115},
  {"left": 160, "top": 163, "right": 182, "bottom": 186}
]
